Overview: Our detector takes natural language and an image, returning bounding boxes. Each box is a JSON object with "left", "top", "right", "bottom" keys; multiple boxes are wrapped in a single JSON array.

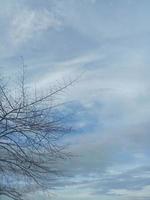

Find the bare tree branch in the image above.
[{"left": 0, "top": 66, "right": 74, "bottom": 200}]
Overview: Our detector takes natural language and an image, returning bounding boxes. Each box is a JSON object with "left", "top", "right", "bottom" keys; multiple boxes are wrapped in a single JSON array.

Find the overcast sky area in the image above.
[{"left": 1, "top": 0, "right": 150, "bottom": 199}]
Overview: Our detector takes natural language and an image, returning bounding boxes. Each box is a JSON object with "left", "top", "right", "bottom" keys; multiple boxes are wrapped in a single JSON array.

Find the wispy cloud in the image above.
[
  {"left": 10, "top": 8, "right": 62, "bottom": 46},
  {"left": 1, "top": 1, "right": 150, "bottom": 200}
]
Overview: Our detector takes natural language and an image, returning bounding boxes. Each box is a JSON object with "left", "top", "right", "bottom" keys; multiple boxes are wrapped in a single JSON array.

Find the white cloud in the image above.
[
  {"left": 1, "top": 1, "right": 150, "bottom": 199},
  {"left": 28, "top": 52, "right": 102, "bottom": 93},
  {"left": 10, "top": 8, "right": 62, "bottom": 46},
  {"left": 110, "top": 185, "right": 150, "bottom": 198}
]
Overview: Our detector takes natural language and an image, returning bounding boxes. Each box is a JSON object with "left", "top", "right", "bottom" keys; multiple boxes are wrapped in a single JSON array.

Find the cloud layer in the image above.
[{"left": 1, "top": 0, "right": 150, "bottom": 200}]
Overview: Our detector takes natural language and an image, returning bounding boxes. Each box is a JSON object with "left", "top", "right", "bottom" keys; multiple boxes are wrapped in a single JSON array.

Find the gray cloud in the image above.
[{"left": 1, "top": 0, "right": 150, "bottom": 200}]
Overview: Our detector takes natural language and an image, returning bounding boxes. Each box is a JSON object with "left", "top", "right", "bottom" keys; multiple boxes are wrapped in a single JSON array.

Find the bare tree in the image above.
[{"left": 0, "top": 66, "right": 74, "bottom": 200}]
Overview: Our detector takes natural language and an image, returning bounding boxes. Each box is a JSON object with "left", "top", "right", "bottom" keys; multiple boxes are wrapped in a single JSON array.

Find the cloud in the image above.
[
  {"left": 1, "top": 1, "right": 150, "bottom": 200},
  {"left": 30, "top": 166, "right": 150, "bottom": 200},
  {"left": 10, "top": 8, "right": 62, "bottom": 46}
]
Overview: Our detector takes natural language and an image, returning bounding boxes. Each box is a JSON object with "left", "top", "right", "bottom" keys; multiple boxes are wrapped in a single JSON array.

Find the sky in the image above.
[{"left": 1, "top": 0, "right": 150, "bottom": 199}]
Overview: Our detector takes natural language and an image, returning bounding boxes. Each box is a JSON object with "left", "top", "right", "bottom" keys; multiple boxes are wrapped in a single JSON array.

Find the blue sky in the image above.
[{"left": 1, "top": 0, "right": 150, "bottom": 199}]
